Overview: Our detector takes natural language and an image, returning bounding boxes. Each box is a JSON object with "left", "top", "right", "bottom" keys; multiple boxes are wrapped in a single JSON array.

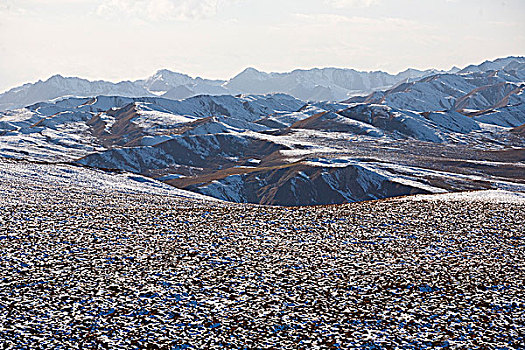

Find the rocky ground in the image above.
[{"left": 0, "top": 163, "right": 524, "bottom": 349}]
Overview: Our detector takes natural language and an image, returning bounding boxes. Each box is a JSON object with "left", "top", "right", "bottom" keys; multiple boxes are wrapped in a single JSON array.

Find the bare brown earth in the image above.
[
  {"left": 87, "top": 103, "right": 147, "bottom": 148},
  {"left": 513, "top": 123, "right": 525, "bottom": 136},
  {"left": 1, "top": 166, "right": 523, "bottom": 349}
]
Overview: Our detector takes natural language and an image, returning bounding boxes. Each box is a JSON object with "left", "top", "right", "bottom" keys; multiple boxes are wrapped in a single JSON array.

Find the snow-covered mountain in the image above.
[
  {"left": 348, "top": 56, "right": 525, "bottom": 128},
  {"left": 1, "top": 56, "right": 524, "bottom": 205},
  {"left": 137, "top": 69, "right": 229, "bottom": 98}
]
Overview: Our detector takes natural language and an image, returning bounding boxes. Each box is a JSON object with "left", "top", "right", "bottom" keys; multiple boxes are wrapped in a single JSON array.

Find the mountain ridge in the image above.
[{"left": 0, "top": 60, "right": 474, "bottom": 111}]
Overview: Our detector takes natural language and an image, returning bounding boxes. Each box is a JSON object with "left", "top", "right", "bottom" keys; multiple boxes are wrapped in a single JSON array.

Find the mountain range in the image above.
[
  {"left": 1, "top": 56, "right": 524, "bottom": 205},
  {"left": 0, "top": 64, "right": 461, "bottom": 112}
]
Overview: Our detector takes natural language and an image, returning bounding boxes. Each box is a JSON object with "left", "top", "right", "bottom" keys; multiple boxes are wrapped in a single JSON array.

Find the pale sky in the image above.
[{"left": 0, "top": 0, "right": 524, "bottom": 91}]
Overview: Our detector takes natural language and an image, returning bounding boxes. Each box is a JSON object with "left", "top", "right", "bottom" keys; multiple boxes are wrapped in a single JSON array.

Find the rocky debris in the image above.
[{"left": 0, "top": 166, "right": 524, "bottom": 349}]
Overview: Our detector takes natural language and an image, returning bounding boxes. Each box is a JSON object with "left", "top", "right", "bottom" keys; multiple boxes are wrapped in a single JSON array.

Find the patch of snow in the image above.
[
  {"left": 140, "top": 135, "right": 176, "bottom": 146},
  {"left": 198, "top": 174, "right": 245, "bottom": 202},
  {"left": 157, "top": 174, "right": 186, "bottom": 181},
  {"left": 98, "top": 113, "right": 116, "bottom": 132},
  {"left": 134, "top": 106, "right": 196, "bottom": 130},
  {"left": 404, "top": 190, "right": 525, "bottom": 204}
]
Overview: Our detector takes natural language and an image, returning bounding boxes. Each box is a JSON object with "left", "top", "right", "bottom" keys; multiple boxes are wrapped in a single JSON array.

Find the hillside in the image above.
[{"left": 1, "top": 158, "right": 523, "bottom": 348}]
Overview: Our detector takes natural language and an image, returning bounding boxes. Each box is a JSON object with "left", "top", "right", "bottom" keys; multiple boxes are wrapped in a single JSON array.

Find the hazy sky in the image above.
[{"left": 0, "top": 0, "right": 524, "bottom": 91}]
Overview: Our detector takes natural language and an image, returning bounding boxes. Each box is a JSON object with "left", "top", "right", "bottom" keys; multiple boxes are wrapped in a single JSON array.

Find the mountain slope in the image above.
[{"left": 346, "top": 57, "right": 525, "bottom": 128}]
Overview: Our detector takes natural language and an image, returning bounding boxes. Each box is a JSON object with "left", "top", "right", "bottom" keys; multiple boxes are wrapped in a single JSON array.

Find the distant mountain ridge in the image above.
[
  {"left": 223, "top": 66, "right": 447, "bottom": 100},
  {"left": 458, "top": 56, "right": 525, "bottom": 73},
  {"left": 0, "top": 60, "right": 468, "bottom": 111},
  {"left": 0, "top": 75, "right": 153, "bottom": 112}
]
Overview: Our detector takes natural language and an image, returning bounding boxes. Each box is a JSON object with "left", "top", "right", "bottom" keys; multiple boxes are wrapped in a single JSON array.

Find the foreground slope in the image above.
[
  {"left": 0, "top": 159, "right": 215, "bottom": 201},
  {"left": 0, "top": 160, "right": 523, "bottom": 349}
]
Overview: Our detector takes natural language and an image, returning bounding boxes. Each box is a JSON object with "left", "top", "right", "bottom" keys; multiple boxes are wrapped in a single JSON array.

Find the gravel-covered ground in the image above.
[{"left": 1, "top": 163, "right": 524, "bottom": 349}]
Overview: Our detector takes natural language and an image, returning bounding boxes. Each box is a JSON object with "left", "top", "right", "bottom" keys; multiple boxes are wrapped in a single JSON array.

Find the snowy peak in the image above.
[
  {"left": 142, "top": 69, "right": 195, "bottom": 92},
  {"left": 235, "top": 67, "right": 267, "bottom": 79},
  {"left": 223, "top": 67, "right": 274, "bottom": 94},
  {"left": 140, "top": 69, "right": 231, "bottom": 100},
  {"left": 395, "top": 68, "right": 437, "bottom": 81},
  {"left": 46, "top": 74, "right": 66, "bottom": 82}
]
